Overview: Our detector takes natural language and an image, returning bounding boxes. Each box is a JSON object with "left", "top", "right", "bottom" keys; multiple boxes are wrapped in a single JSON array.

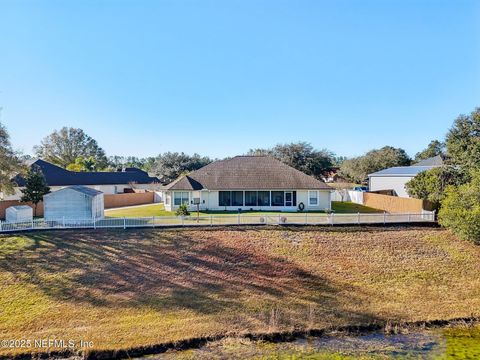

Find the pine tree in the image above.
[{"left": 20, "top": 165, "right": 50, "bottom": 216}]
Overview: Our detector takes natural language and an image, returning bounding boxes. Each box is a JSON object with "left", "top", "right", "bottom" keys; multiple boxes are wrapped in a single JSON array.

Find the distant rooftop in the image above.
[
  {"left": 413, "top": 155, "right": 444, "bottom": 166},
  {"left": 14, "top": 159, "right": 160, "bottom": 187},
  {"left": 368, "top": 166, "right": 436, "bottom": 177},
  {"left": 369, "top": 155, "right": 444, "bottom": 177}
]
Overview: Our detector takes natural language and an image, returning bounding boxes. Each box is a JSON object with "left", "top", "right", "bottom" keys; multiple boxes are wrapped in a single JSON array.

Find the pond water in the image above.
[{"left": 138, "top": 324, "right": 480, "bottom": 359}]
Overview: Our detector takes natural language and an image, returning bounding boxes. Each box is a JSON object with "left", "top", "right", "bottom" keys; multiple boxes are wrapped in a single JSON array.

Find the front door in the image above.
[{"left": 285, "top": 191, "right": 293, "bottom": 207}]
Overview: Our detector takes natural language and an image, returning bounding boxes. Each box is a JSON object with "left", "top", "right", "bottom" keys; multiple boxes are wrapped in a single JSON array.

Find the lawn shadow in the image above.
[{"left": 0, "top": 228, "right": 385, "bottom": 330}]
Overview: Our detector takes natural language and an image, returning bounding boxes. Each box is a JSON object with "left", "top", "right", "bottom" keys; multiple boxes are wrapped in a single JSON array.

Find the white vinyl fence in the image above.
[
  {"left": 331, "top": 190, "right": 364, "bottom": 204},
  {"left": 0, "top": 211, "right": 436, "bottom": 233}
]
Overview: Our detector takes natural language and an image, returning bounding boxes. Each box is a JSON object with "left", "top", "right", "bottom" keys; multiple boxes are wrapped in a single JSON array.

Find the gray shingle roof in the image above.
[
  {"left": 165, "top": 156, "right": 331, "bottom": 191},
  {"left": 14, "top": 159, "right": 160, "bottom": 187}
]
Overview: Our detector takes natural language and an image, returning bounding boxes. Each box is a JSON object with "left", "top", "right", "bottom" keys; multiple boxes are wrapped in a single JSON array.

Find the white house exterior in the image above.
[
  {"left": 163, "top": 156, "right": 332, "bottom": 212},
  {"left": 44, "top": 186, "right": 104, "bottom": 221},
  {"left": 368, "top": 156, "right": 444, "bottom": 198},
  {"left": 2, "top": 159, "right": 161, "bottom": 200}
]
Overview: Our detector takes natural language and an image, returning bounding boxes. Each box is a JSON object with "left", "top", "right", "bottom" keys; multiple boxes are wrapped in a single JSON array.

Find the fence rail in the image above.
[{"left": 0, "top": 211, "right": 436, "bottom": 233}]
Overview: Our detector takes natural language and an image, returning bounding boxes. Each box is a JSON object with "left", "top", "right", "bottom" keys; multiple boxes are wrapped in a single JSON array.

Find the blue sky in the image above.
[{"left": 1, "top": 0, "right": 479, "bottom": 159}]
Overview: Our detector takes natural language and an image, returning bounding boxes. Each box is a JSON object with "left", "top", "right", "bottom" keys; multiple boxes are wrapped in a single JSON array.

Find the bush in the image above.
[
  {"left": 175, "top": 203, "right": 190, "bottom": 217},
  {"left": 438, "top": 172, "right": 480, "bottom": 244},
  {"left": 405, "top": 166, "right": 468, "bottom": 210}
]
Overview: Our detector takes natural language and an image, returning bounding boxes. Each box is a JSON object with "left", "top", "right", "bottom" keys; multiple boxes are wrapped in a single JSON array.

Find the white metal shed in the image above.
[
  {"left": 44, "top": 185, "right": 104, "bottom": 221},
  {"left": 5, "top": 205, "right": 33, "bottom": 223}
]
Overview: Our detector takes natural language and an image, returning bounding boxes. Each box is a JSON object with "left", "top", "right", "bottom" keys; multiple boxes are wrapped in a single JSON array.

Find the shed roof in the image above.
[
  {"left": 165, "top": 156, "right": 331, "bottom": 191},
  {"left": 6, "top": 205, "right": 33, "bottom": 212},
  {"left": 44, "top": 185, "right": 103, "bottom": 198}
]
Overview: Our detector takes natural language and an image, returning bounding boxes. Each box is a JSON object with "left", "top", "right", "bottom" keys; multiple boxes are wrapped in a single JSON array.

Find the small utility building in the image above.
[
  {"left": 368, "top": 155, "right": 444, "bottom": 198},
  {"left": 44, "top": 185, "right": 104, "bottom": 221},
  {"left": 5, "top": 205, "right": 33, "bottom": 223}
]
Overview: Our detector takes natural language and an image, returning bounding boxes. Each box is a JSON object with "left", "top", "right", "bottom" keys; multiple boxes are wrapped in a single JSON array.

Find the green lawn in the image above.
[
  {"left": 105, "top": 201, "right": 381, "bottom": 218},
  {"left": 1, "top": 227, "right": 480, "bottom": 357}
]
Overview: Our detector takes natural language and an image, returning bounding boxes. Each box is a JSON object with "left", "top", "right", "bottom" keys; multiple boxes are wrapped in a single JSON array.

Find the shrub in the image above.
[
  {"left": 175, "top": 203, "right": 190, "bottom": 217},
  {"left": 406, "top": 166, "right": 468, "bottom": 210},
  {"left": 438, "top": 172, "right": 480, "bottom": 244}
]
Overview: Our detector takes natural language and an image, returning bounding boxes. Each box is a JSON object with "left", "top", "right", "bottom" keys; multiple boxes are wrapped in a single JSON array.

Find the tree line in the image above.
[{"left": 2, "top": 107, "right": 480, "bottom": 243}]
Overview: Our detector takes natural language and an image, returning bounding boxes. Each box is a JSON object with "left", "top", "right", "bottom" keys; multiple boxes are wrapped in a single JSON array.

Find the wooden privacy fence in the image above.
[
  {"left": 0, "top": 192, "right": 155, "bottom": 219},
  {"left": 0, "top": 211, "right": 436, "bottom": 233},
  {"left": 104, "top": 192, "right": 154, "bottom": 208},
  {"left": 363, "top": 193, "right": 434, "bottom": 213}
]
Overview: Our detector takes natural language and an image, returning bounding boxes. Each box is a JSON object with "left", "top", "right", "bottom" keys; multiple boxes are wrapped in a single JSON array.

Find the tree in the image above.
[
  {"left": 66, "top": 156, "right": 98, "bottom": 172},
  {"left": 20, "top": 165, "right": 50, "bottom": 216},
  {"left": 0, "top": 122, "right": 24, "bottom": 196},
  {"left": 405, "top": 166, "right": 467, "bottom": 209},
  {"left": 151, "top": 152, "right": 212, "bottom": 183},
  {"left": 107, "top": 156, "right": 156, "bottom": 172},
  {"left": 340, "top": 146, "right": 411, "bottom": 184},
  {"left": 247, "top": 142, "right": 335, "bottom": 179},
  {"left": 414, "top": 140, "right": 445, "bottom": 162},
  {"left": 445, "top": 107, "right": 480, "bottom": 168},
  {"left": 438, "top": 170, "right": 480, "bottom": 244},
  {"left": 34, "top": 127, "right": 108, "bottom": 169}
]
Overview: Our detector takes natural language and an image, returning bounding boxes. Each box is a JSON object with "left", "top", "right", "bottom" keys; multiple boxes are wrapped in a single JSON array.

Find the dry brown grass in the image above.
[{"left": 0, "top": 226, "right": 479, "bottom": 356}]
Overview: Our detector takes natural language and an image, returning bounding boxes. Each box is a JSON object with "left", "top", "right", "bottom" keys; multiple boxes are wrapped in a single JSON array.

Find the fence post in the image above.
[
  {"left": 123, "top": 217, "right": 126, "bottom": 229},
  {"left": 31, "top": 218, "right": 34, "bottom": 230},
  {"left": 383, "top": 211, "right": 386, "bottom": 225},
  {"left": 62, "top": 216, "right": 65, "bottom": 228},
  {"left": 330, "top": 212, "right": 334, "bottom": 225},
  {"left": 278, "top": 214, "right": 281, "bottom": 225},
  {"left": 357, "top": 212, "right": 360, "bottom": 225},
  {"left": 93, "top": 216, "right": 96, "bottom": 229},
  {"left": 182, "top": 216, "right": 185, "bottom": 226},
  {"left": 0, "top": 220, "right": 2, "bottom": 232},
  {"left": 238, "top": 213, "right": 240, "bottom": 225},
  {"left": 152, "top": 216, "right": 155, "bottom": 228},
  {"left": 407, "top": 213, "right": 411, "bottom": 222},
  {"left": 210, "top": 215, "right": 213, "bottom": 226},
  {"left": 305, "top": 212, "right": 308, "bottom": 225}
]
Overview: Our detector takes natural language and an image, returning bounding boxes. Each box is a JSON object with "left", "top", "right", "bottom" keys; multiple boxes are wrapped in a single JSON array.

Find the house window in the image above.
[
  {"left": 271, "top": 191, "right": 284, "bottom": 206},
  {"left": 232, "top": 191, "right": 244, "bottom": 206},
  {"left": 174, "top": 191, "right": 189, "bottom": 206},
  {"left": 258, "top": 191, "right": 270, "bottom": 206},
  {"left": 219, "top": 191, "right": 232, "bottom": 206},
  {"left": 308, "top": 190, "right": 319, "bottom": 206},
  {"left": 245, "top": 191, "right": 257, "bottom": 206}
]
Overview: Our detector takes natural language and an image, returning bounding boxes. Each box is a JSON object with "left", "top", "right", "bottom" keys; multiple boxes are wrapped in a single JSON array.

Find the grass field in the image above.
[
  {"left": 105, "top": 201, "right": 382, "bottom": 218},
  {"left": 0, "top": 226, "right": 479, "bottom": 356}
]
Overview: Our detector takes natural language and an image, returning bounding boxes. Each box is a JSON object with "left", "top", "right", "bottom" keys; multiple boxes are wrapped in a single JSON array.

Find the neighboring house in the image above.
[
  {"left": 44, "top": 185, "right": 104, "bottom": 220},
  {"left": 2, "top": 159, "right": 161, "bottom": 200},
  {"left": 368, "top": 155, "right": 444, "bottom": 198},
  {"left": 163, "top": 156, "right": 332, "bottom": 212}
]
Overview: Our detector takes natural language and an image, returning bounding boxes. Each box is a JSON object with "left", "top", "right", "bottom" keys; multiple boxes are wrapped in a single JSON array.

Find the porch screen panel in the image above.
[
  {"left": 257, "top": 191, "right": 270, "bottom": 206},
  {"left": 271, "top": 191, "right": 284, "bottom": 206},
  {"left": 245, "top": 191, "right": 257, "bottom": 206},
  {"left": 232, "top": 191, "right": 244, "bottom": 206},
  {"left": 219, "top": 191, "right": 232, "bottom": 206}
]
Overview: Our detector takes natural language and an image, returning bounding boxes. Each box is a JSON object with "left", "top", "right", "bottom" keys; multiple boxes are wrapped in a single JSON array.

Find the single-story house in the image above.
[
  {"left": 44, "top": 185, "right": 104, "bottom": 221},
  {"left": 163, "top": 156, "right": 332, "bottom": 212},
  {"left": 368, "top": 155, "right": 444, "bottom": 198},
  {"left": 2, "top": 159, "right": 161, "bottom": 200}
]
